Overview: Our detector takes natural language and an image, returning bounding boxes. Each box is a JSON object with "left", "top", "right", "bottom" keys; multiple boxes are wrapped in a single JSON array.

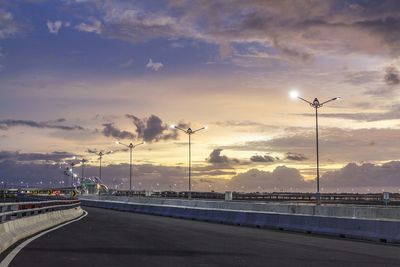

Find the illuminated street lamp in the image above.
[
  {"left": 88, "top": 149, "right": 111, "bottom": 181},
  {"left": 171, "top": 124, "right": 207, "bottom": 199},
  {"left": 290, "top": 90, "right": 340, "bottom": 204},
  {"left": 116, "top": 140, "right": 145, "bottom": 191}
]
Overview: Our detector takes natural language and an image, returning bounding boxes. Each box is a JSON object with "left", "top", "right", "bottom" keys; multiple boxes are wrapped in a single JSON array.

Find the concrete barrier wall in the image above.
[
  {"left": 0, "top": 207, "right": 84, "bottom": 254},
  {"left": 81, "top": 198, "right": 400, "bottom": 244},
  {"left": 81, "top": 195, "right": 400, "bottom": 220}
]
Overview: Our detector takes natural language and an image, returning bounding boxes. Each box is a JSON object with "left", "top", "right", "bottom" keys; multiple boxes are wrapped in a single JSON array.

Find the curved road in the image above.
[{"left": 2, "top": 207, "right": 400, "bottom": 267}]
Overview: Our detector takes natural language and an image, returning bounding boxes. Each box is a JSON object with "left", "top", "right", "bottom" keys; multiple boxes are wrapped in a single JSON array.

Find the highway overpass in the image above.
[{"left": 1, "top": 206, "right": 400, "bottom": 267}]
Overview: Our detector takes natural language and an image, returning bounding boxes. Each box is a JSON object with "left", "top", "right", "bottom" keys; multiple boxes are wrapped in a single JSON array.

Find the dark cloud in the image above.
[
  {"left": 87, "top": 148, "right": 113, "bottom": 156},
  {"left": 87, "top": 148, "right": 97, "bottom": 154},
  {"left": 102, "top": 123, "right": 135, "bottom": 140},
  {"left": 207, "top": 148, "right": 239, "bottom": 165},
  {"left": 125, "top": 114, "right": 145, "bottom": 138},
  {"left": 384, "top": 66, "right": 400, "bottom": 86},
  {"left": 0, "top": 119, "right": 84, "bottom": 131},
  {"left": 126, "top": 114, "right": 188, "bottom": 143},
  {"left": 321, "top": 161, "right": 400, "bottom": 189},
  {"left": 229, "top": 166, "right": 311, "bottom": 192},
  {"left": 250, "top": 155, "right": 276, "bottom": 163},
  {"left": 207, "top": 148, "right": 229, "bottom": 164},
  {"left": 1, "top": 157, "right": 400, "bottom": 192},
  {"left": 144, "top": 115, "right": 167, "bottom": 141},
  {"left": 223, "top": 127, "right": 400, "bottom": 164},
  {"left": 0, "top": 151, "right": 75, "bottom": 162},
  {"left": 285, "top": 152, "right": 308, "bottom": 161},
  {"left": 69, "top": 0, "right": 400, "bottom": 64}
]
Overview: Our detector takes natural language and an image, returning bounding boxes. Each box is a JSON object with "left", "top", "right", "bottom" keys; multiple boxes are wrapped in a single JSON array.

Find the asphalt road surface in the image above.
[{"left": 2, "top": 207, "right": 400, "bottom": 267}]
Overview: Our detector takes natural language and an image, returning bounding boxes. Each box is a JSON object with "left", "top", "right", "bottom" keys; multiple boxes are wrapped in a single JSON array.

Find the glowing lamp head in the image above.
[
  {"left": 289, "top": 90, "right": 299, "bottom": 99},
  {"left": 170, "top": 124, "right": 176, "bottom": 129},
  {"left": 204, "top": 125, "right": 208, "bottom": 130},
  {"left": 115, "top": 141, "right": 120, "bottom": 144}
]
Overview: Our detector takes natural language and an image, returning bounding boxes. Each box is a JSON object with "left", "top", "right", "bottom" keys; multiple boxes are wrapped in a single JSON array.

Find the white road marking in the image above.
[{"left": 0, "top": 210, "right": 88, "bottom": 267}]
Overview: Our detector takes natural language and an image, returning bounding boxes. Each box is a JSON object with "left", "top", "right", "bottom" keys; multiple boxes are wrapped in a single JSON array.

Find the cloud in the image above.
[
  {"left": 105, "top": 1, "right": 400, "bottom": 60},
  {"left": 102, "top": 123, "right": 135, "bottom": 140},
  {"left": 76, "top": 19, "right": 102, "bottom": 34},
  {"left": 46, "top": 20, "right": 63, "bottom": 34},
  {"left": 300, "top": 104, "right": 400, "bottom": 122},
  {"left": 0, "top": 151, "right": 75, "bottom": 162},
  {"left": 229, "top": 166, "right": 311, "bottom": 192},
  {"left": 146, "top": 58, "right": 164, "bottom": 71},
  {"left": 207, "top": 148, "right": 229, "bottom": 164},
  {"left": 213, "top": 120, "right": 279, "bottom": 132},
  {"left": 119, "top": 59, "right": 134, "bottom": 68},
  {"left": 250, "top": 155, "right": 276, "bottom": 163},
  {"left": 285, "top": 152, "right": 308, "bottom": 161},
  {"left": 0, "top": 119, "right": 84, "bottom": 131},
  {"left": 342, "top": 70, "right": 380, "bottom": 86},
  {"left": 126, "top": 114, "right": 186, "bottom": 142},
  {"left": 384, "top": 66, "right": 400, "bottom": 86},
  {"left": 102, "top": 7, "right": 185, "bottom": 42},
  {"left": 207, "top": 148, "right": 239, "bottom": 165},
  {"left": 0, "top": 9, "right": 17, "bottom": 38},
  {"left": 87, "top": 148, "right": 97, "bottom": 154},
  {"left": 1, "top": 153, "right": 400, "bottom": 192},
  {"left": 223, "top": 127, "right": 400, "bottom": 164},
  {"left": 46, "top": 20, "right": 71, "bottom": 34},
  {"left": 321, "top": 161, "right": 400, "bottom": 190}
]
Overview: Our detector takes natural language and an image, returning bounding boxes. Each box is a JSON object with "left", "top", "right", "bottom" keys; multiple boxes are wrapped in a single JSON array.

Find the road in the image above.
[{"left": 2, "top": 206, "right": 400, "bottom": 267}]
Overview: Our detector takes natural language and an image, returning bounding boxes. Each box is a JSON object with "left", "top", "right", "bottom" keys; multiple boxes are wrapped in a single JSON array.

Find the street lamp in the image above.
[
  {"left": 98, "top": 152, "right": 104, "bottom": 181},
  {"left": 171, "top": 124, "right": 207, "bottom": 199},
  {"left": 290, "top": 90, "right": 340, "bottom": 204},
  {"left": 80, "top": 158, "right": 88, "bottom": 182},
  {"left": 115, "top": 140, "right": 145, "bottom": 191}
]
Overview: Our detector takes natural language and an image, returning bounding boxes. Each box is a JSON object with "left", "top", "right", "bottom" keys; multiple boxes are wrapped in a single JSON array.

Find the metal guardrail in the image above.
[{"left": 0, "top": 199, "right": 80, "bottom": 223}]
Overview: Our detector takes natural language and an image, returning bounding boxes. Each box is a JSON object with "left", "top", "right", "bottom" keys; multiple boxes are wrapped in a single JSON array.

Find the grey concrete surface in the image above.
[
  {"left": 81, "top": 195, "right": 400, "bottom": 220},
  {"left": 3, "top": 207, "right": 400, "bottom": 267},
  {"left": 0, "top": 207, "right": 83, "bottom": 254}
]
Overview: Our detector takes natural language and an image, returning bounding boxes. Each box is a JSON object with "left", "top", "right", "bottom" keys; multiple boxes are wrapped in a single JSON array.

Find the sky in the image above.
[{"left": 1, "top": 0, "right": 400, "bottom": 193}]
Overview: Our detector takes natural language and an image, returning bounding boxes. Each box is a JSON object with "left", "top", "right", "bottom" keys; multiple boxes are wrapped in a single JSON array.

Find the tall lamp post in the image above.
[
  {"left": 81, "top": 158, "right": 87, "bottom": 182},
  {"left": 171, "top": 124, "right": 207, "bottom": 199},
  {"left": 116, "top": 141, "right": 145, "bottom": 191},
  {"left": 290, "top": 91, "right": 340, "bottom": 204},
  {"left": 98, "top": 152, "right": 104, "bottom": 181}
]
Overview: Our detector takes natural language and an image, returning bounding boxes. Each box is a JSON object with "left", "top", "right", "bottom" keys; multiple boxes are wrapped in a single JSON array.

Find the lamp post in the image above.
[
  {"left": 171, "top": 125, "right": 207, "bottom": 199},
  {"left": 116, "top": 141, "right": 145, "bottom": 191},
  {"left": 70, "top": 161, "right": 76, "bottom": 187},
  {"left": 98, "top": 152, "right": 104, "bottom": 181},
  {"left": 290, "top": 91, "right": 340, "bottom": 204},
  {"left": 81, "top": 158, "right": 87, "bottom": 181}
]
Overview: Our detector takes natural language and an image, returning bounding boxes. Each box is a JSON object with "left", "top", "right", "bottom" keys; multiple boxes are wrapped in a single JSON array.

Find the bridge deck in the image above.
[{"left": 2, "top": 207, "right": 400, "bottom": 267}]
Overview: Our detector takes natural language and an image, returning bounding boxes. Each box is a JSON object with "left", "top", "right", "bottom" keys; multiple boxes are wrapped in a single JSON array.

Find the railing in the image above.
[
  {"left": 110, "top": 190, "right": 400, "bottom": 205},
  {"left": 0, "top": 199, "right": 80, "bottom": 223}
]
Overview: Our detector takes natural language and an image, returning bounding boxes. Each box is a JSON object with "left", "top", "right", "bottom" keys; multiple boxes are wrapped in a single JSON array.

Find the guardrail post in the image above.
[{"left": 225, "top": 191, "right": 233, "bottom": 201}]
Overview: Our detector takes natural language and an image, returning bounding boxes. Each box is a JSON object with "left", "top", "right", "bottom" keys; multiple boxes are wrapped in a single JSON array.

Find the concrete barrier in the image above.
[
  {"left": 81, "top": 198, "right": 400, "bottom": 244},
  {"left": 81, "top": 195, "right": 400, "bottom": 220},
  {"left": 0, "top": 207, "right": 84, "bottom": 254}
]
